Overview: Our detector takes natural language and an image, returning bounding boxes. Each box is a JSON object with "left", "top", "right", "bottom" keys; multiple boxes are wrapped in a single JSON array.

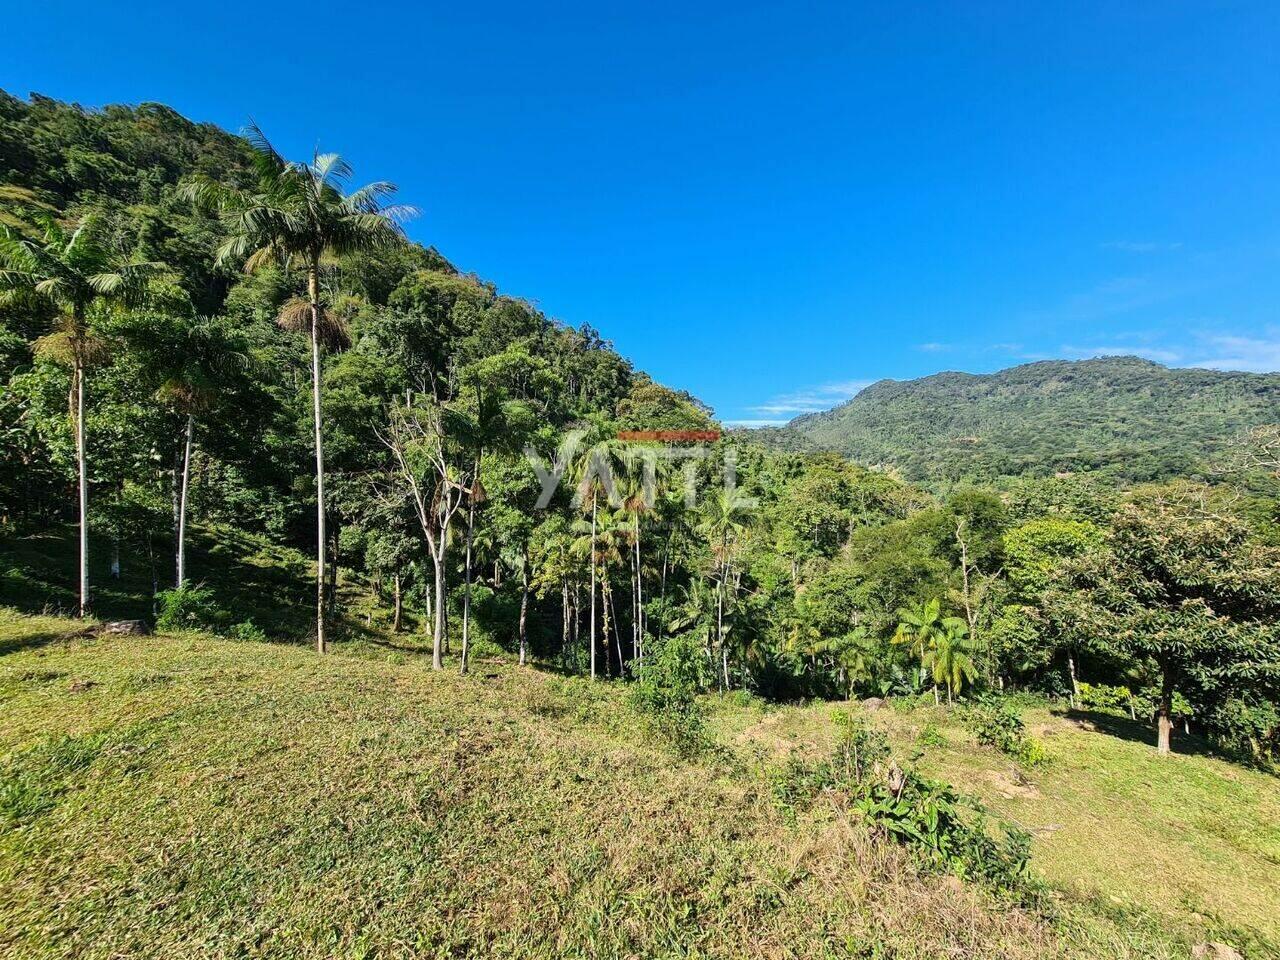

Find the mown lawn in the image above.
[
  {"left": 0, "top": 609, "right": 1217, "bottom": 959},
  {"left": 719, "top": 694, "right": 1280, "bottom": 958}
]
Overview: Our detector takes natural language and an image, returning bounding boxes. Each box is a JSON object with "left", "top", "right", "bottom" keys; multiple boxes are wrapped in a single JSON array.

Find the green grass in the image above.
[
  {"left": 0, "top": 608, "right": 1227, "bottom": 960},
  {"left": 718, "top": 696, "right": 1280, "bottom": 958}
]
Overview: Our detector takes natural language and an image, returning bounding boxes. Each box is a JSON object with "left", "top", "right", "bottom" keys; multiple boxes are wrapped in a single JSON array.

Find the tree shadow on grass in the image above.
[
  {"left": 0, "top": 627, "right": 83, "bottom": 657},
  {"left": 0, "top": 525, "right": 379, "bottom": 648},
  {"left": 1056, "top": 707, "right": 1223, "bottom": 760}
]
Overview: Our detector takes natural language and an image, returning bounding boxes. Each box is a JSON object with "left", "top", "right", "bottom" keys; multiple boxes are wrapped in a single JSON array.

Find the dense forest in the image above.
[
  {"left": 753, "top": 356, "right": 1280, "bottom": 486},
  {"left": 1, "top": 89, "right": 1278, "bottom": 770}
]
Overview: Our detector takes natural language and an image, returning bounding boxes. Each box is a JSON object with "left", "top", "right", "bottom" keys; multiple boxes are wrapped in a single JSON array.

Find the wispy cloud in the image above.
[
  {"left": 1102, "top": 240, "right": 1183, "bottom": 253},
  {"left": 916, "top": 342, "right": 951, "bottom": 353},
  {"left": 749, "top": 379, "right": 872, "bottom": 416},
  {"left": 722, "top": 418, "right": 791, "bottom": 428},
  {"left": 1187, "top": 334, "right": 1280, "bottom": 373}
]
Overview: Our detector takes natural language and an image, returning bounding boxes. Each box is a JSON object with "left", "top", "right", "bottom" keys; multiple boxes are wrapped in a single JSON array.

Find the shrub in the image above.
[
  {"left": 228, "top": 620, "right": 268, "bottom": 643},
  {"left": 962, "top": 697, "right": 1047, "bottom": 767},
  {"left": 629, "top": 633, "right": 712, "bottom": 756},
  {"left": 155, "top": 585, "right": 230, "bottom": 633},
  {"left": 916, "top": 722, "right": 948, "bottom": 747}
]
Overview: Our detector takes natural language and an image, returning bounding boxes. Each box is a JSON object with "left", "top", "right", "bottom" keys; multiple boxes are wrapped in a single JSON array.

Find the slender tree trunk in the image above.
[
  {"left": 607, "top": 578, "right": 622, "bottom": 678},
  {"left": 1067, "top": 650, "right": 1080, "bottom": 709},
  {"left": 1156, "top": 665, "right": 1174, "bottom": 755},
  {"left": 715, "top": 563, "right": 725, "bottom": 692},
  {"left": 590, "top": 498, "right": 598, "bottom": 680},
  {"left": 176, "top": 413, "right": 193, "bottom": 587},
  {"left": 392, "top": 573, "right": 402, "bottom": 632},
  {"left": 424, "top": 563, "right": 434, "bottom": 624},
  {"left": 518, "top": 550, "right": 529, "bottom": 666},
  {"left": 75, "top": 359, "right": 88, "bottom": 618},
  {"left": 308, "top": 274, "right": 327, "bottom": 654},
  {"left": 431, "top": 546, "right": 446, "bottom": 670},
  {"left": 562, "top": 579, "right": 570, "bottom": 659},
  {"left": 634, "top": 518, "right": 644, "bottom": 667},
  {"left": 461, "top": 465, "right": 477, "bottom": 675}
]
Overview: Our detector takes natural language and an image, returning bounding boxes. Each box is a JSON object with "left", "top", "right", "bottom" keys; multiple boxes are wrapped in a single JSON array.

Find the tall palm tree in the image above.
[
  {"left": 148, "top": 316, "right": 249, "bottom": 588},
  {"left": 570, "top": 430, "right": 623, "bottom": 679},
  {"left": 699, "top": 486, "right": 752, "bottom": 689},
  {"left": 924, "top": 618, "right": 978, "bottom": 702},
  {"left": 0, "top": 215, "right": 165, "bottom": 617},
  {"left": 892, "top": 598, "right": 949, "bottom": 704},
  {"left": 183, "top": 126, "right": 414, "bottom": 653}
]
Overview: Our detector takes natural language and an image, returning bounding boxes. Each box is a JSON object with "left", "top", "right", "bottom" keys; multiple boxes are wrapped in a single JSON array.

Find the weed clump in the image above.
[
  {"left": 963, "top": 697, "right": 1048, "bottom": 767},
  {"left": 773, "top": 712, "right": 1038, "bottom": 900}
]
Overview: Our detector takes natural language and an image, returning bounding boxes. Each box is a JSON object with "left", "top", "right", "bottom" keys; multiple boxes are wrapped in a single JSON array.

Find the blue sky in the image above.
[{"left": 4, "top": 1, "right": 1279, "bottom": 425}]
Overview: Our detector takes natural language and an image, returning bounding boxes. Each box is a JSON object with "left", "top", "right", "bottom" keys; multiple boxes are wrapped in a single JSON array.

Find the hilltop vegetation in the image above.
[{"left": 754, "top": 357, "right": 1280, "bottom": 486}]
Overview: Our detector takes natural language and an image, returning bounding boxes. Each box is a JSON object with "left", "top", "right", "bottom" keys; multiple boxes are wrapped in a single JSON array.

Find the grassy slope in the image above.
[
  {"left": 0, "top": 610, "right": 1219, "bottom": 960},
  {"left": 717, "top": 698, "right": 1280, "bottom": 957}
]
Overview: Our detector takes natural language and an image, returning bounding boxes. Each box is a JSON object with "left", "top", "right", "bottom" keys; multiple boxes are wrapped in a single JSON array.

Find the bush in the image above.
[
  {"left": 228, "top": 620, "right": 268, "bottom": 643},
  {"left": 155, "top": 585, "right": 230, "bottom": 633},
  {"left": 629, "top": 633, "right": 712, "bottom": 756},
  {"left": 962, "top": 697, "right": 1047, "bottom": 767},
  {"left": 1077, "top": 681, "right": 1137, "bottom": 714},
  {"left": 916, "top": 722, "right": 948, "bottom": 747}
]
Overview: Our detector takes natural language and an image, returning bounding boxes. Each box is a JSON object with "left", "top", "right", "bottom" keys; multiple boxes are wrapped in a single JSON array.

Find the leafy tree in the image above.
[{"left": 1069, "top": 483, "right": 1280, "bottom": 754}]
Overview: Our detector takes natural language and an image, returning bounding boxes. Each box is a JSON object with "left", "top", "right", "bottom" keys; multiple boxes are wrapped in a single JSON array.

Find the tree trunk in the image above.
[
  {"left": 1156, "top": 667, "right": 1174, "bottom": 756},
  {"left": 74, "top": 360, "right": 89, "bottom": 617},
  {"left": 392, "top": 573, "right": 402, "bottom": 632},
  {"left": 309, "top": 275, "right": 327, "bottom": 655},
  {"left": 176, "top": 413, "right": 193, "bottom": 588},
  {"left": 715, "top": 575, "right": 724, "bottom": 691},
  {"left": 607, "top": 579, "right": 623, "bottom": 678},
  {"left": 1067, "top": 651, "right": 1080, "bottom": 709},
  {"left": 432, "top": 546, "right": 446, "bottom": 670},
  {"left": 461, "top": 474, "right": 476, "bottom": 676},
  {"left": 634, "top": 518, "right": 644, "bottom": 667},
  {"left": 518, "top": 551, "right": 529, "bottom": 666},
  {"left": 589, "top": 498, "right": 598, "bottom": 680}
]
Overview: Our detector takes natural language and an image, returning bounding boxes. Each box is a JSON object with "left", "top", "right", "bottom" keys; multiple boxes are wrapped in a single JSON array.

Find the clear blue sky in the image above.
[{"left": 5, "top": 1, "right": 1279, "bottom": 424}]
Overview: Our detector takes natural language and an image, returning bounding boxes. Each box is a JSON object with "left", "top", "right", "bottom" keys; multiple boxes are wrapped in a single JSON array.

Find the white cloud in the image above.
[
  {"left": 748, "top": 379, "right": 872, "bottom": 416},
  {"left": 1186, "top": 334, "right": 1280, "bottom": 373},
  {"left": 722, "top": 418, "right": 790, "bottom": 428},
  {"left": 916, "top": 342, "right": 950, "bottom": 353}
]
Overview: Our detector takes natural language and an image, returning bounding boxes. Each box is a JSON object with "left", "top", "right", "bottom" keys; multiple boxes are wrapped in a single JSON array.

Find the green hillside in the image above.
[
  {"left": 754, "top": 357, "right": 1280, "bottom": 485},
  {"left": 3, "top": 610, "right": 1274, "bottom": 959}
]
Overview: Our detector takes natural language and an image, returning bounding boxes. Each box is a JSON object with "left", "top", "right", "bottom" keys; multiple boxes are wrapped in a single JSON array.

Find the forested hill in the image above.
[{"left": 751, "top": 356, "right": 1280, "bottom": 485}]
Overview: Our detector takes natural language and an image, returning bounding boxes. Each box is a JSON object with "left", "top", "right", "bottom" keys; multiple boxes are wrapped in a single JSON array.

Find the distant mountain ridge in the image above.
[{"left": 751, "top": 356, "right": 1280, "bottom": 485}]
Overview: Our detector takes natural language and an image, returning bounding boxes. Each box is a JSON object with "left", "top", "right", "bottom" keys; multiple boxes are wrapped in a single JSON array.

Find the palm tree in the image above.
[
  {"left": 924, "top": 618, "right": 978, "bottom": 702},
  {"left": 128, "top": 313, "right": 250, "bottom": 588},
  {"left": 699, "top": 486, "right": 752, "bottom": 689},
  {"left": 804, "top": 625, "right": 879, "bottom": 699},
  {"left": 570, "top": 430, "right": 623, "bottom": 679},
  {"left": 182, "top": 126, "right": 414, "bottom": 653},
  {"left": 619, "top": 452, "right": 656, "bottom": 668},
  {"left": 0, "top": 215, "right": 165, "bottom": 616},
  {"left": 892, "top": 597, "right": 948, "bottom": 704}
]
